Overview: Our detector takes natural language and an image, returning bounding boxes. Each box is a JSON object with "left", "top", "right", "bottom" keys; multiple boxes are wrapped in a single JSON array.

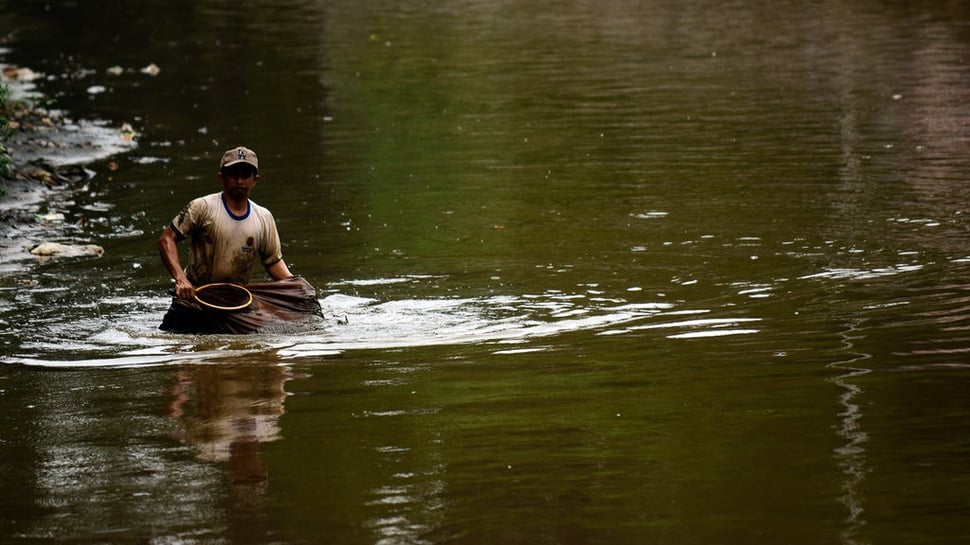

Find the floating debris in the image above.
[
  {"left": 140, "top": 63, "right": 160, "bottom": 76},
  {"left": 1, "top": 65, "right": 42, "bottom": 82},
  {"left": 28, "top": 241, "right": 105, "bottom": 258},
  {"left": 120, "top": 122, "right": 138, "bottom": 141},
  {"left": 36, "top": 212, "right": 65, "bottom": 223}
]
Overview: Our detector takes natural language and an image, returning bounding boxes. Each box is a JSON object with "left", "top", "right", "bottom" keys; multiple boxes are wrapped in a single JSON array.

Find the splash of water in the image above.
[{"left": 1, "top": 277, "right": 763, "bottom": 368}]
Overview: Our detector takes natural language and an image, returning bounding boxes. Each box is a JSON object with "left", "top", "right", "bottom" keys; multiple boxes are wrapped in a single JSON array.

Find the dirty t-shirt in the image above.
[{"left": 170, "top": 192, "right": 283, "bottom": 286}]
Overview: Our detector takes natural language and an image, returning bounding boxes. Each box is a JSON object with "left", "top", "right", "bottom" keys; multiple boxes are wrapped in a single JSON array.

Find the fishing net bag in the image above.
[{"left": 160, "top": 276, "right": 323, "bottom": 334}]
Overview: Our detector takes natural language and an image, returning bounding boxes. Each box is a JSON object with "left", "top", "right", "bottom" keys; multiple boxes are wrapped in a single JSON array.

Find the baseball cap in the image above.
[{"left": 220, "top": 146, "right": 259, "bottom": 171}]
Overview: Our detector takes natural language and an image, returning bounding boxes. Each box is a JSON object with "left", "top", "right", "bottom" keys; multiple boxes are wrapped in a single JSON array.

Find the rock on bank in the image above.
[{"left": 1, "top": 62, "right": 137, "bottom": 274}]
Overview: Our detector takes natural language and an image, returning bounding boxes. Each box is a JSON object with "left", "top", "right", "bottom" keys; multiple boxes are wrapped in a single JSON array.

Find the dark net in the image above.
[{"left": 160, "top": 276, "right": 323, "bottom": 334}]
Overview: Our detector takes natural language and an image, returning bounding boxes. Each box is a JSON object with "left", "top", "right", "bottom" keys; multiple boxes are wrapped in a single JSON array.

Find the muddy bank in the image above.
[{"left": 1, "top": 62, "right": 138, "bottom": 275}]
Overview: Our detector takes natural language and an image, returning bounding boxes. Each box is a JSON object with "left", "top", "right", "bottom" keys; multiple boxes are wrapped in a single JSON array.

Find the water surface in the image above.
[{"left": 2, "top": 1, "right": 970, "bottom": 543}]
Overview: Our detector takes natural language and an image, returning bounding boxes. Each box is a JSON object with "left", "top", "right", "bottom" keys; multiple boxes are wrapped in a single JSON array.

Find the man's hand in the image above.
[{"left": 173, "top": 275, "right": 195, "bottom": 299}]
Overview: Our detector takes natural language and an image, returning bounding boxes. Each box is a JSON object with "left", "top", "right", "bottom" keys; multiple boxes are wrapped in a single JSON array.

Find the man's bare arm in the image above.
[
  {"left": 265, "top": 259, "right": 294, "bottom": 281},
  {"left": 158, "top": 225, "right": 195, "bottom": 299}
]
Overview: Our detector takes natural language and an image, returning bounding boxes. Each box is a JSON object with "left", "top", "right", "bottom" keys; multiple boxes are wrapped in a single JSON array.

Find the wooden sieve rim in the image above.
[{"left": 193, "top": 282, "right": 253, "bottom": 311}]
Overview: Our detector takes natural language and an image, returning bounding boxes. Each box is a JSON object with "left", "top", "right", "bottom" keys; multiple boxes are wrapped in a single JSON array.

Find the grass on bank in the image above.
[{"left": 1, "top": 81, "right": 11, "bottom": 198}]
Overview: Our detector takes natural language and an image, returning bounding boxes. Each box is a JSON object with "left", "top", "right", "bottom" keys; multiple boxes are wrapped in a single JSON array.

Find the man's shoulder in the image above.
[
  {"left": 199, "top": 192, "right": 223, "bottom": 205},
  {"left": 173, "top": 192, "right": 221, "bottom": 229},
  {"left": 248, "top": 200, "right": 276, "bottom": 219},
  {"left": 186, "top": 192, "right": 223, "bottom": 212},
  {"left": 184, "top": 192, "right": 221, "bottom": 206}
]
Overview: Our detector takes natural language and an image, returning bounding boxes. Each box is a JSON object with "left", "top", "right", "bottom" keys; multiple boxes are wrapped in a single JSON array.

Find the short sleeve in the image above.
[
  {"left": 259, "top": 208, "right": 284, "bottom": 266},
  {"left": 170, "top": 197, "right": 206, "bottom": 239}
]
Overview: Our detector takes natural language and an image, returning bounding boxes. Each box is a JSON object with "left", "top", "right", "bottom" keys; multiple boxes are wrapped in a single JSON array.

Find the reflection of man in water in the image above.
[{"left": 168, "top": 363, "right": 290, "bottom": 513}]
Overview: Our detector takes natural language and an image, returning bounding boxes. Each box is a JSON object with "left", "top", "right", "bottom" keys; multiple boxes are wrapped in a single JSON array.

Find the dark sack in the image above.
[{"left": 160, "top": 276, "right": 323, "bottom": 334}]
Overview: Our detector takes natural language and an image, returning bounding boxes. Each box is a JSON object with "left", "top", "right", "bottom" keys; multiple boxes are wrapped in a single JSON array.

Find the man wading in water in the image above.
[{"left": 157, "top": 146, "right": 318, "bottom": 333}]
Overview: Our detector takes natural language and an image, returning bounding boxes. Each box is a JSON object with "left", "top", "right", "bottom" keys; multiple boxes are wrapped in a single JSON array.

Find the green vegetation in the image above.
[{"left": 0, "top": 81, "right": 10, "bottom": 198}]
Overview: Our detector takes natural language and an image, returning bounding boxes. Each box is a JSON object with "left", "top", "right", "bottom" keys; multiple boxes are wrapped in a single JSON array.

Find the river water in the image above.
[{"left": 2, "top": 1, "right": 970, "bottom": 543}]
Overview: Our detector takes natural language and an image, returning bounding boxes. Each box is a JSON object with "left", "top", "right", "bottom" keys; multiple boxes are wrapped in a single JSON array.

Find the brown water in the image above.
[{"left": 2, "top": 1, "right": 970, "bottom": 543}]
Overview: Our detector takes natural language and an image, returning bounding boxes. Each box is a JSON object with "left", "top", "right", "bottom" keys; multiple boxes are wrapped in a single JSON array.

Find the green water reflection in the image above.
[{"left": 2, "top": 0, "right": 970, "bottom": 544}]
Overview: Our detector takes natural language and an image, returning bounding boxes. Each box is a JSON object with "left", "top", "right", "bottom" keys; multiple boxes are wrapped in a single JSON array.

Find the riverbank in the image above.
[{"left": 0, "top": 63, "right": 137, "bottom": 275}]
